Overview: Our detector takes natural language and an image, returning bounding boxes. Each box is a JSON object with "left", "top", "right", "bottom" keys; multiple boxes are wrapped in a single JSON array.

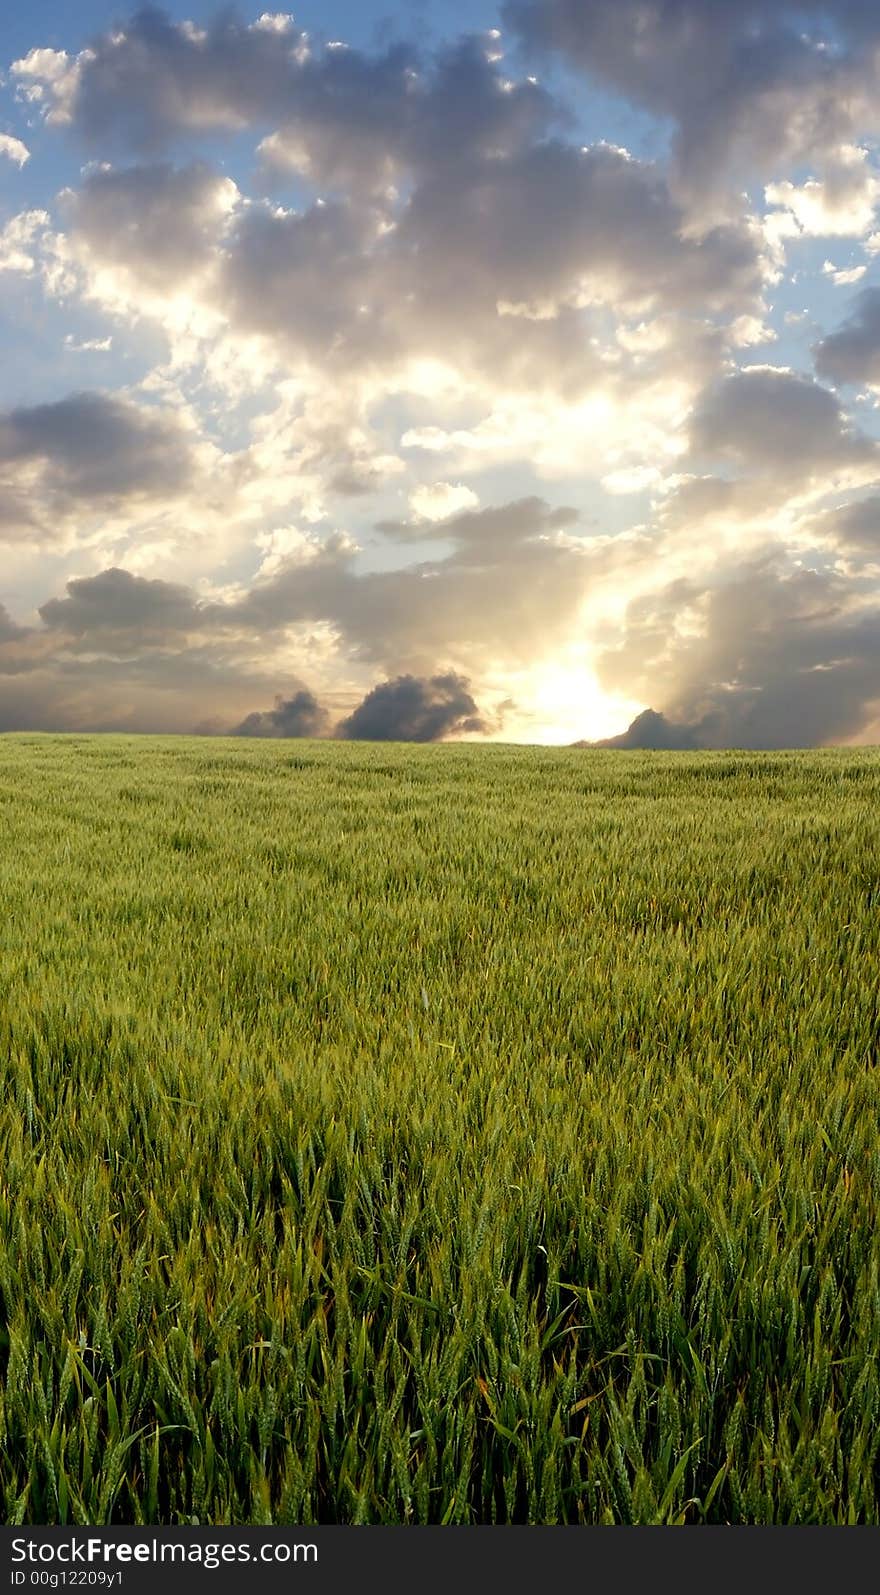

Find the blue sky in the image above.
[{"left": 2, "top": 1, "right": 880, "bottom": 745}]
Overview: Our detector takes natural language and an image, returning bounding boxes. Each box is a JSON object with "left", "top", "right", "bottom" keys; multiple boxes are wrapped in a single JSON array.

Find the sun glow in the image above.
[{"left": 500, "top": 659, "right": 643, "bottom": 746}]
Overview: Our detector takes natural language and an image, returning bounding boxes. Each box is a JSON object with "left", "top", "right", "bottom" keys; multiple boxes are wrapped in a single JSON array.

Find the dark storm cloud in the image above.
[
  {"left": 597, "top": 557, "right": 880, "bottom": 748},
  {"left": 814, "top": 289, "right": 880, "bottom": 387},
  {"left": 336, "top": 672, "right": 486, "bottom": 741},
  {"left": 502, "top": 0, "right": 880, "bottom": 197},
  {"left": 232, "top": 690, "right": 329, "bottom": 738},
  {"left": 0, "top": 393, "right": 201, "bottom": 536}
]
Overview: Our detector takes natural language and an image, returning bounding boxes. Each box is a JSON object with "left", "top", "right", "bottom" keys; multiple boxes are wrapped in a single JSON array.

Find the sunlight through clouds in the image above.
[{"left": 1, "top": 1, "right": 880, "bottom": 743}]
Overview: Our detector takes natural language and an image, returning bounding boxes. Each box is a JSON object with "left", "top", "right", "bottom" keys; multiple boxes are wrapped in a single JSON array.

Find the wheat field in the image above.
[{"left": 1, "top": 735, "right": 878, "bottom": 1524}]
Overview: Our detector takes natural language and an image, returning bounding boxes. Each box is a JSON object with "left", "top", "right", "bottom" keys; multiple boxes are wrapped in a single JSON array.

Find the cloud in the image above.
[
  {"left": 63, "top": 160, "right": 239, "bottom": 300},
  {"left": 212, "top": 139, "right": 765, "bottom": 397},
  {"left": 38, "top": 566, "right": 201, "bottom": 641},
  {"left": 232, "top": 689, "right": 329, "bottom": 737},
  {"left": 808, "top": 494, "right": 880, "bottom": 554},
  {"left": 0, "top": 565, "right": 313, "bottom": 734},
  {"left": 13, "top": 15, "right": 311, "bottom": 146},
  {"left": 814, "top": 288, "right": 880, "bottom": 386},
  {"left": 0, "top": 603, "right": 26, "bottom": 644},
  {"left": 409, "top": 481, "right": 479, "bottom": 521},
  {"left": 5, "top": 5, "right": 880, "bottom": 749},
  {"left": 0, "top": 392, "right": 208, "bottom": 544},
  {"left": 64, "top": 335, "right": 114, "bottom": 352},
  {"left": 223, "top": 498, "right": 597, "bottom": 672},
  {"left": 10, "top": 47, "right": 79, "bottom": 124},
  {"left": 0, "top": 134, "right": 30, "bottom": 166},
  {"left": 16, "top": 496, "right": 592, "bottom": 677},
  {"left": 6, "top": 14, "right": 771, "bottom": 526},
  {"left": 585, "top": 707, "right": 704, "bottom": 749},
  {"left": 765, "top": 145, "right": 880, "bottom": 242},
  {"left": 14, "top": 16, "right": 558, "bottom": 183},
  {"left": 687, "top": 365, "right": 876, "bottom": 478},
  {"left": 822, "top": 260, "right": 867, "bottom": 287},
  {"left": 17, "top": 15, "right": 768, "bottom": 387},
  {"left": 336, "top": 671, "right": 486, "bottom": 740},
  {"left": 503, "top": 0, "right": 880, "bottom": 200},
  {"left": 0, "top": 210, "right": 50, "bottom": 275},
  {"left": 0, "top": 495, "right": 602, "bottom": 735},
  {"left": 596, "top": 556, "right": 880, "bottom": 748}
]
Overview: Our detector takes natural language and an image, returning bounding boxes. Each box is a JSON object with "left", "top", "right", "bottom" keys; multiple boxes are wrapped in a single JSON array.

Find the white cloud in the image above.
[
  {"left": 64, "top": 335, "right": 113, "bottom": 352},
  {"left": 728, "top": 314, "right": 777, "bottom": 347},
  {"left": 409, "top": 482, "right": 479, "bottom": 521},
  {"left": 11, "top": 48, "right": 86, "bottom": 126},
  {"left": 822, "top": 260, "right": 868, "bottom": 286},
  {"left": 0, "top": 134, "right": 30, "bottom": 167},
  {"left": 0, "top": 210, "right": 50, "bottom": 274},
  {"left": 765, "top": 146, "right": 880, "bottom": 253}
]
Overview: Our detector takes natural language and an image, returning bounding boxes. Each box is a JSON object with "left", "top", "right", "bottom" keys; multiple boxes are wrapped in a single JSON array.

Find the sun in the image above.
[{"left": 496, "top": 658, "right": 643, "bottom": 746}]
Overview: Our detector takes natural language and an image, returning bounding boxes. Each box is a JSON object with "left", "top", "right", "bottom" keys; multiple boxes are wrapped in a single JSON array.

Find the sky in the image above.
[{"left": 2, "top": 2, "right": 880, "bottom": 745}]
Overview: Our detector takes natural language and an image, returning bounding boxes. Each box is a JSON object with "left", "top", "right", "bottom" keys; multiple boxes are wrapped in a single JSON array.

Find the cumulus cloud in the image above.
[
  {"left": 808, "top": 494, "right": 880, "bottom": 554},
  {"left": 13, "top": 15, "right": 558, "bottom": 181},
  {"left": 210, "top": 139, "right": 765, "bottom": 399},
  {"left": 336, "top": 672, "right": 486, "bottom": 741},
  {"left": 0, "top": 603, "right": 26, "bottom": 643},
  {"left": 596, "top": 557, "right": 880, "bottom": 748},
  {"left": 688, "top": 365, "right": 876, "bottom": 478},
  {"left": 3, "top": 11, "right": 774, "bottom": 532},
  {"left": 0, "top": 209, "right": 51, "bottom": 275},
  {"left": 822, "top": 260, "right": 867, "bottom": 287},
  {"left": 232, "top": 689, "right": 329, "bottom": 738},
  {"left": 63, "top": 160, "right": 239, "bottom": 299},
  {"left": 16, "top": 495, "right": 592, "bottom": 670},
  {"left": 0, "top": 133, "right": 30, "bottom": 166},
  {"left": 0, "top": 391, "right": 211, "bottom": 546},
  {"left": 15, "top": 13, "right": 768, "bottom": 378},
  {"left": 4, "top": 5, "right": 880, "bottom": 746},
  {"left": 0, "top": 495, "right": 601, "bottom": 733},
  {"left": 503, "top": 0, "right": 880, "bottom": 199},
  {"left": 586, "top": 708, "right": 704, "bottom": 750},
  {"left": 0, "top": 392, "right": 198, "bottom": 500},
  {"left": 765, "top": 145, "right": 880, "bottom": 243},
  {"left": 409, "top": 482, "right": 479, "bottom": 521},
  {"left": 38, "top": 566, "right": 201, "bottom": 641},
  {"left": 223, "top": 497, "right": 600, "bottom": 673},
  {"left": 814, "top": 288, "right": 880, "bottom": 386},
  {"left": 12, "top": 17, "right": 311, "bottom": 145}
]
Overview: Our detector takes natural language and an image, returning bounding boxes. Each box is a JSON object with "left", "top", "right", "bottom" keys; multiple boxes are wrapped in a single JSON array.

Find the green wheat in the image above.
[{"left": 0, "top": 735, "right": 878, "bottom": 1525}]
